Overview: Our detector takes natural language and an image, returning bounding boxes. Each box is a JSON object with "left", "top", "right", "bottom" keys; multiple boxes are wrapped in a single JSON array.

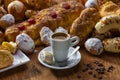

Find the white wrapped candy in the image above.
[
  {"left": 40, "top": 51, "right": 53, "bottom": 64},
  {"left": 40, "top": 26, "right": 53, "bottom": 45},
  {"left": 85, "top": 38, "right": 103, "bottom": 55},
  {"left": 85, "top": 0, "right": 98, "bottom": 8},
  {"left": 55, "top": 27, "right": 68, "bottom": 34},
  {"left": 16, "top": 33, "right": 35, "bottom": 54},
  {"left": 0, "top": 14, "right": 15, "bottom": 29}
]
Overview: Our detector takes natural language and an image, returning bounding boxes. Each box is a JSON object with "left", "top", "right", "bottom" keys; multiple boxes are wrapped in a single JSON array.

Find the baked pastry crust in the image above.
[
  {"left": 5, "top": 1, "right": 84, "bottom": 46},
  {"left": 0, "top": 46, "right": 13, "bottom": 69},
  {"left": 70, "top": 8, "right": 100, "bottom": 46},
  {"left": 99, "top": 1, "right": 120, "bottom": 17}
]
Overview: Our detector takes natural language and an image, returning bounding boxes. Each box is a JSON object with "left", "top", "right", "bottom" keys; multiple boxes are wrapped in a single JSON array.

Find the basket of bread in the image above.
[{"left": 0, "top": 0, "right": 120, "bottom": 69}]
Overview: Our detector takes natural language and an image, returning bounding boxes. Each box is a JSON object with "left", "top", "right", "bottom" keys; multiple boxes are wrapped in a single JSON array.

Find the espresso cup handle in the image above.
[{"left": 70, "top": 36, "right": 80, "bottom": 47}]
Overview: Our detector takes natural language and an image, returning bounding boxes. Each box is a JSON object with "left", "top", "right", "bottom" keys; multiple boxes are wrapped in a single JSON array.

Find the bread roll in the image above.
[
  {"left": 70, "top": 8, "right": 100, "bottom": 46},
  {"left": 103, "top": 37, "right": 120, "bottom": 53},
  {"left": 99, "top": 1, "right": 120, "bottom": 17},
  {"left": 5, "top": 1, "right": 84, "bottom": 46},
  {"left": 0, "top": 46, "right": 13, "bottom": 69},
  {"left": 98, "top": 0, "right": 120, "bottom": 6},
  {"left": 7, "top": 1, "right": 26, "bottom": 21},
  {"left": 95, "top": 15, "right": 120, "bottom": 34}
]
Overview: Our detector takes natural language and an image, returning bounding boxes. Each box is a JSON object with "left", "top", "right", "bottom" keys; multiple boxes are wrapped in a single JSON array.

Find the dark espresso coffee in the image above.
[{"left": 52, "top": 33, "right": 68, "bottom": 41}]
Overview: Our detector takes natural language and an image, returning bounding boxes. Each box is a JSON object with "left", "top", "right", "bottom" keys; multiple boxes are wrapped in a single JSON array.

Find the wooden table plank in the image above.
[{"left": 0, "top": 47, "right": 120, "bottom": 80}]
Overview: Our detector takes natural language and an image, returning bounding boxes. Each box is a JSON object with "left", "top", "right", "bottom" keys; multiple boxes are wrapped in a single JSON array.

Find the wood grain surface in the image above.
[{"left": 0, "top": 46, "right": 120, "bottom": 80}]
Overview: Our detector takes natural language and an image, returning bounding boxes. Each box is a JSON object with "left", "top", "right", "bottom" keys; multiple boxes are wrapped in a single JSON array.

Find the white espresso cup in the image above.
[{"left": 50, "top": 32, "right": 80, "bottom": 63}]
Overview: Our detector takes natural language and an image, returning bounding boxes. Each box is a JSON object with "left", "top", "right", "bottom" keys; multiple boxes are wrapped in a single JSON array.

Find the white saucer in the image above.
[{"left": 38, "top": 46, "right": 81, "bottom": 70}]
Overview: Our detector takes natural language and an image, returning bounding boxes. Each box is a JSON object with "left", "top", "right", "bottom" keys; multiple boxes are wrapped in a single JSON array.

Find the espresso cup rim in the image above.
[{"left": 51, "top": 32, "right": 70, "bottom": 41}]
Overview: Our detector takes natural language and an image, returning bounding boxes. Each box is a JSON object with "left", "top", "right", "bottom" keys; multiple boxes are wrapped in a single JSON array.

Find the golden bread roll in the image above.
[
  {"left": 70, "top": 8, "right": 100, "bottom": 46},
  {"left": 0, "top": 46, "right": 13, "bottom": 69},
  {"left": 99, "top": 1, "right": 120, "bottom": 17},
  {"left": 95, "top": 15, "right": 120, "bottom": 34},
  {"left": 5, "top": 1, "right": 84, "bottom": 46},
  {"left": 7, "top": 0, "right": 26, "bottom": 21},
  {"left": 103, "top": 37, "right": 120, "bottom": 53},
  {"left": 98, "top": 0, "right": 120, "bottom": 5},
  {"left": 5, "top": 25, "right": 20, "bottom": 42}
]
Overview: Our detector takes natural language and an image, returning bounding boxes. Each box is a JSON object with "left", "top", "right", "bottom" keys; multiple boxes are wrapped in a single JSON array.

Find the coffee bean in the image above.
[
  {"left": 95, "top": 68, "right": 105, "bottom": 74},
  {"left": 86, "top": 63, "right": 92, "bottom": 68},
  {"left": 94, "top": 61, "right": 99, "bottom": 65},
  {"left": 99, "top": 76, "right": 103, "bottom": 80},
  {"left": 107, "top": 66, "right": 114, "bottom": 72},
  {"left": 82, "top": 67, "right": 89, "bottom": 72},
  {"left": 97, "top": 63, "right": 104, "bottom": 67},
  {"left": 88, "top": 71, "right": 93, "bottom": 75},
  {"left": 77, "top": 75, "right": 81, "bottom": 79},
  {"left": 93, "top": 74, "right": 96, "bottom": 78}
]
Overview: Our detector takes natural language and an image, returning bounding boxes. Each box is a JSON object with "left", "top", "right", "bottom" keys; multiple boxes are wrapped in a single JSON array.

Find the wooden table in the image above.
[{"left": 0, "top": 46, "right": 120, "bottom": 80}]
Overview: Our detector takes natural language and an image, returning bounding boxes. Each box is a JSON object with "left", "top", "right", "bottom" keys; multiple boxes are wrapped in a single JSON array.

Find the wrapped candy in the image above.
[
  {"left": 40, "top": 26, "right": 54, "bottom": 45},
  {"left": 55, "top": 27, "right": 68, "bottom": 34}
]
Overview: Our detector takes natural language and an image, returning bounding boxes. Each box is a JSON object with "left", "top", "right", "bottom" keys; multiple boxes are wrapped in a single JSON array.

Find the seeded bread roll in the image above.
[
  {"left": 103, "top": 37, "right": 120, "bottom": 53},
  {"left": 5, "top": 1, "right": 84, "bottom": 46},
  {"left": 95, "top": 15, "right": 120, "bottom": 34},
  {"left": 70, "top": 8, "right": 100, "bottom": 46}
]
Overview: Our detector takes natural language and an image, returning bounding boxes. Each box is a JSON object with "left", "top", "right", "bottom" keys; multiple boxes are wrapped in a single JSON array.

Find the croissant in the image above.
[
  {"left": 70, "top": 8, "right": 100, "bottom": 46},
  {"left": 5, "top": 1, "right": 84, "bottom": 46}
]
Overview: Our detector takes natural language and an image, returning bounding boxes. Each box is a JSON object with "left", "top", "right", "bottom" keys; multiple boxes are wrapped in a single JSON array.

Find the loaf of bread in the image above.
[
  {"left": 70, "top": 8, "right": 100, "bottom": 46},
  {"left": 5, "top": 1, "right": 84, "bottom": 46},
  {"left": 4, "top": 0, "right": 86, "bottom": 10}
]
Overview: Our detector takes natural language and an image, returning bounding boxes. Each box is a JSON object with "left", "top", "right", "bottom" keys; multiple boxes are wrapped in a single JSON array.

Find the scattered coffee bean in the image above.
[
  {"left": 93, "top": 61, "right": 104, "bottom": 67},
  {"left": 82, "top": 67, "right": 89, "bottom": 72},
  {"left": 95, "top": 67, "right": 105, "bottom": 74},
  {"left": 86, "top": 63, "right": 92, "bottom": 68},
  {"left": 107, "top": 65, "right": 114, "bottom": 72},
  {"left": 81, "top": 61, "right": 114, "bottom": 79},
  {"left": 94, "top": 61, "right": 99, "bottom": 65},
  {"left": 93, "top": 74, "right": 96, "bottom": 78},
  {"left": 88, "top": 71, "right": 93, "bottom": 75},
  {"left": 99, "top": 76, "right": 103, "bottom": 80},
  {"left": 97, "top": 63, "right": 104, "bottom": 67},
  {"left": 77, "top": 75, "right": 81, "bottom": 79}
]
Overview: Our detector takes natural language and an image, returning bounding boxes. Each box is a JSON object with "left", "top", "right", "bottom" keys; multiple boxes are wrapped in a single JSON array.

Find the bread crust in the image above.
[
  {"left": 5, "top": 1, "right": 84, "bottom": 46},
  {"left": 0, "top": 46, "right": 13, "bottom": 69},
  {"left": 70, "top": 8, "right": 100, "bottom": 46}
]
